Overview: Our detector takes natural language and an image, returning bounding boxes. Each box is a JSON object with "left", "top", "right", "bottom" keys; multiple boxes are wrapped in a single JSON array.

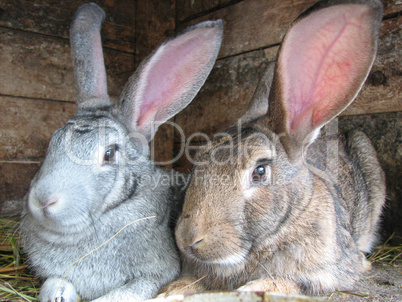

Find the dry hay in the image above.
[{"left": 0, "top": 217, "right": 39, "bottom": 301}]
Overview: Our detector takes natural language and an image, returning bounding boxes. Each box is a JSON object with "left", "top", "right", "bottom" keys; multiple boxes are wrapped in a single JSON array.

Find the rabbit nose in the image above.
[
  {"left": 187, "top": 236, "right": 205, "bottom": 254},
  {"left": 41, "top": 197, "right": 59, "bottom": 209}
]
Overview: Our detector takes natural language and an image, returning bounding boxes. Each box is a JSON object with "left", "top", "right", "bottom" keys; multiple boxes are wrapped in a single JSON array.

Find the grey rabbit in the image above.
[
  {"left": 20, "top": 3, "right": 222, "bottom": 302},
  {"left": 162, "top": 0, "right": 386, "bottom": 296}
]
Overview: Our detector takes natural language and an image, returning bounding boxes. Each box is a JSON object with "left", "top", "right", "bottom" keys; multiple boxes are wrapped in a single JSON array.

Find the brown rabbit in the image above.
[{"left": 162, "top": 0, "right": 385, "bottom": 296}]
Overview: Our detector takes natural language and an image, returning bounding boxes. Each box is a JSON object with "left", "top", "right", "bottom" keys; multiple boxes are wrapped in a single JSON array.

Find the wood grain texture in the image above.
[
  {"left": 0, "top": 96, "right": 76, "bottom": 160},
  {"left": 0, "top": 27, "right": 75, "bottom": 101},
  {"left": 135, "top": 0, "right": 175, "bottom": 65},
  {"left": 178, "top": 0, "right": 318, "bottom": 58},
  {"left": 0, "top": 0, "right": 135, "bottom": 52},
  {"left": 177, "top": 0, "right": 402, "bottom": 24},
  {"left": 178, "top": 0, "right": 402, "bottom": 59},
  {"left": 382, "top": 0, "right": 402, "bottom": 16},
  {"left": 150, "top": 121, "right": 175, "bottom": 170},
  {"left": 0, "top": 162, "right": 40, "bottom": 207},
  {"left": 0, "top": 27, "right": 134, "bottom": 102},
  {"left": 177, "top": 0, "right": 235, "bottom": 22}
]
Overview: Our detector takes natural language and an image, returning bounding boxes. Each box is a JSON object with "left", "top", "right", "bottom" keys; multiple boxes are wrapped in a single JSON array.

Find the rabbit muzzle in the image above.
[
  {"left": 176, "top": 217, "right": 250, "bottom": 266},
  {"left": 28, "top": 190, "right": 60, "bottom": 217},
  {"left": 175, "top": 168, "right": 253, "bottom": 266}
]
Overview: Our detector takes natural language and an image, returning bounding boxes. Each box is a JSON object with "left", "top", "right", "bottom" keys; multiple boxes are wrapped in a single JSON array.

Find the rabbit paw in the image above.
[
  {"left": 158, "top": 276, "right": 206, "bottom": 297},
  {"left": 39, "top": 277, "right": 80, "bottom": 302},
  {"left": 238, "top": 278, "right": 301, "bottom": 294}
]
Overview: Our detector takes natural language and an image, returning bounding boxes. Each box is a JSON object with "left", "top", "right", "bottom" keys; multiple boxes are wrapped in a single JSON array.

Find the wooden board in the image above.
[
  {"left": 135, "top": 0, "right": 175, "bottom": 65},
  {"left": 0, "top": 27, "right": 135, "bottom": 102},
  {"left": 179, "top": 0, "right": 402, "bottom": 59},
  {"left": 0, "top": 162, "right": 40, "bottom": 206},
  {"left": 176, "top": 0, "right": 402, "bottom": 23},
  {"left": 150, "top": 121, "right": 175, "bottom": 170},
  {"left": 0, "top": 96, "right": 76, "bottom": 160},
  {"left": 178, "top": 0, "right": 318, "bottom": 58},
  {"left": 0, "top": 0, "right": 135, "bottom": 52},
  {"left": 177, "top": 0, "right": 402, "bottom": 25},
  {"left": 382, "top": 0, "right": 402, "bottom": 16},
  {"left": 177, "top": 0, "right": 235, "bottom": 22}
]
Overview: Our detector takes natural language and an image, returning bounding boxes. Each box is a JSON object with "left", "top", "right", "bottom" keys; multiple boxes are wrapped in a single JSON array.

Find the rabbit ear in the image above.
[
  {"left": 241, "top": 62, "right": 275, "bottom": 124},
  {"left": 267, "top": 0, "right": 383, "bottom": 161},
  {"left": 70, "top": 3, "right": 110, "bottom": 110},
  {"left": 115, "top": 20, "right": 223, "bottom": 141}
]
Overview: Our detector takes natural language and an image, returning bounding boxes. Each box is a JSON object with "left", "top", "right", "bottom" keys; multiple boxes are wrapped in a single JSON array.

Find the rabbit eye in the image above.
[
  {"left": 256, "top": 165, "right": 266, "bottom": 175},
  {"left": 252, "top": 165, "right": 266, "bottom": 181},
  {"left": 251, "top": 162, "right": 271, "bottom": 187},
  {"left": 103, "top": 145, "right": 118, "bottom": 164}
]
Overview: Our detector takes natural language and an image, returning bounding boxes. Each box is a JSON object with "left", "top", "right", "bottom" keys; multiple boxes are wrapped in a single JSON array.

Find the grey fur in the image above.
[
  {"left": 70, "top": 3, "right": 110, "bottom": 109},
  {"left": 162, "top": 0, "right": 386, "bottom": 296},
  {"left": 20, "top": 3, "right": 222, "bottom": 302}
]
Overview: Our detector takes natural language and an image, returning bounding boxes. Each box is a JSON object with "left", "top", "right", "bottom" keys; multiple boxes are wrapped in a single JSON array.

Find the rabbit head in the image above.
[
  {"left": 173, "top": 0, "right": 384, "bottom": 294},
  {"left": 25, "top": 3, "right": 223, "bottom": 232}
]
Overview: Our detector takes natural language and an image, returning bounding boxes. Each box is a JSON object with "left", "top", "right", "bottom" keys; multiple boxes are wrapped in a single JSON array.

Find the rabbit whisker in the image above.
[{"left": 87, "top": 211, "right": 100, "bottom": 239}]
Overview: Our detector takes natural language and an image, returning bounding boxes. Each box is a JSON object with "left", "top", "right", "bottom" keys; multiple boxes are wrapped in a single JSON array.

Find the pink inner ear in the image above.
[
  {"left": 137, "top": 31, "right": 210, "bottom": 127},
  {"left": 280, "top": 4, "right": 374, "bottom": 134}
]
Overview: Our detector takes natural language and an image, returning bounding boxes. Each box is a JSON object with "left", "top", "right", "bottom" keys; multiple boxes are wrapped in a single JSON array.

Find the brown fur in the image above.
[
  {"left": 161, "top": 0, "right": 385, "bottom": 296},
  {"left": 163, "top": 125, "right": 384, "bottom": 295}
]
